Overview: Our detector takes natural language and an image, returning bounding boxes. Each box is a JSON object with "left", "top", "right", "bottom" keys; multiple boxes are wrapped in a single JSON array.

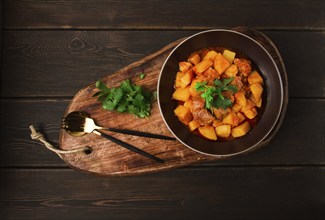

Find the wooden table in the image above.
[{"left": 1, "top": 1, "right": 324, "bottom": 219}]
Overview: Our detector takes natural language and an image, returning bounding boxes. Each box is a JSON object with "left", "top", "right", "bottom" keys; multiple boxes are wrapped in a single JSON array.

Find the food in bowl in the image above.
[
  {"left": 158, "top": 29, "right": 283, "bottom": 156},
  {"left": 172, "top": 47, "right": 265, "bottom": 141}
]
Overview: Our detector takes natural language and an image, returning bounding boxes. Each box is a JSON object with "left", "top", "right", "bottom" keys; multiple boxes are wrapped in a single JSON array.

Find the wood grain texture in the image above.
[
  {"left": 4, "top": 0, "right": 325, "bottom": 30},
  {"left": 0, "top": 99, "right": 69, "bottom": 167},
  {"left": 2, "top": 30, "right": 324, "bottom": 97},
  {"left": 0, "top": 168, "right": 324, "bottom": 220},
  {"left": 1, "top": 30, "right": 193, "bottom": 97},
  {"left": 1, "top": 1, "right": 324, "bottom": 219},
  {"left": 0, "top": 99, "right": 324, "bottom": 167}
]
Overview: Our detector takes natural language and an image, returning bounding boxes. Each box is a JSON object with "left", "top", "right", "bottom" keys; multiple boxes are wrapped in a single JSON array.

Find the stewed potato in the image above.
[{"left": 172, "top": 47, "right": 265, "bottom": 141}]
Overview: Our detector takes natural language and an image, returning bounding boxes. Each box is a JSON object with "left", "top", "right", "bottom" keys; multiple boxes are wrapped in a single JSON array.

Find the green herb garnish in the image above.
[
  {"left": 93, "top": 79, "right": 153, "bottom": 118},
  {"left": 195, "top": 77, "right": 238, "bottom": 110},
  {"left": 139, "top": 73, "right": 146, "bottom": 79}
]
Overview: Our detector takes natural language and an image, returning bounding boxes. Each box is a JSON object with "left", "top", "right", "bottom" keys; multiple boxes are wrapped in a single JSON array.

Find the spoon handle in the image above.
[
  {"left": 93, "top": 130, "right": 164, "bottom": 163},
  {"left": 106, "top": 128, "right": 176, "bottom": 141}
]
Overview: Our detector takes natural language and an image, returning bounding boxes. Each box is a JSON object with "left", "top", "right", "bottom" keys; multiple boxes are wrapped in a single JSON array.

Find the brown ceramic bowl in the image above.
[{"left": 157, "top": 29, "right": 283, "bottom": 156}]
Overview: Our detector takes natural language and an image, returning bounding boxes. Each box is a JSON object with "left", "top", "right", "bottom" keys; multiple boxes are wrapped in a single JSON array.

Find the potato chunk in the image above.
[
  {"left": 188, "top": 120, "right": 200, "bottom": 131},
  {"left": 175, "top": 71, "right": 185, "bottom": 88},
  {"left": 215, "top": 125, "right": 231, "bottom": 138},
  {"left": 212, "top": 119, "right": 223, "bottom": 127},
  {"left": 188, "top": 53, "right": 201, "bottom": 65},
  {"left": 235, "top": 92, "right": 247, "bottom": 107},
  {"left": 255, "top": 96, "right": 262, "bottom": 108},
  {"left": 174, "top": 105, "right": 192, "bottom": 125},
  {"left": 250, "top": 83, "right": 263, "bottom": 102},
  {"left": 248, "top": 70, "right": 264, "bottom": 85},
  {"left": 236, "top": 112, "right": 245, "bottom": 124},
  {"left": 225, "top": 64, "right": 238, "bottom": 77},
  {"left": 223, "top": 49, "right": 236, "bottom": 63},
  {"left": 198, "top": 126, "right": 217, "bottom": 140},
  {"left": 179, "top": 61, "right": 192, "bottom": 72},
  {"left": 250, "top": 95, "right": 262, "bottom": 108},
  {"left": 180, "top": 69, "right": 194, "bottom": 88},
  {"left": 241, "top": 99, "right": 255, "bottom": 113},
  {"left": 203, "top": 50, "right": 218, "bottom": 62},
  {"left": 222, "top": 112, "right": 240, "bottom": 126},
  {"left": 189, "top": 79, "right": 203, "bottom": 97},
  {"left": 243, "top": 107, "right": 257, "bottom": 119},
  {"left": 214, "top": 53, "right": 231, "bottom": 74},
  {"left": 232, "top": 103, "right": 242, "bottom": 113},
  {"left": 172, "top": 87, "right": 190, "bottom": 102},
  {"left": 193, "top": 59, "right": 213, "bottom": 75},
  {"left": 231, "top": 121, "right": 251, "bottom": 138},
  {"left": 183, "top": 100, "right": 193, "bottom": 109}
]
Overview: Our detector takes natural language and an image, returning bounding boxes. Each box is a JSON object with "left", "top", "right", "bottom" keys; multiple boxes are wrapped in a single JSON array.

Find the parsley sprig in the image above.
[
  {"left": 195, "top": 77, "right": 238, "bottom": 110},
  {"left": 93, "top": 79, "right": 153, "bottom": 118}
]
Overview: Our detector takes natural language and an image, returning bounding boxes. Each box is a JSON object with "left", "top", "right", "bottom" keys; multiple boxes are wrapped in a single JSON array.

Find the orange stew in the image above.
[{"left": 172, "top": 47, "right": 265, "bottom": 141}]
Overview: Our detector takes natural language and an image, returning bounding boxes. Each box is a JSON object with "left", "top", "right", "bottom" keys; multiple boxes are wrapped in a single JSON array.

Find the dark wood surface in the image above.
[{"left": 1, "top": 0, "right": 324, "bottom": 219}]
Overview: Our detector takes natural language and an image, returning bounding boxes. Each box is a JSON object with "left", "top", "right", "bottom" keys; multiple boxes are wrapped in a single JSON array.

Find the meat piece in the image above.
[
  {"left": 191, "top": 95, "right": 205, "bottom": 111},
  {"left": 213, "top": 107, "right": 229, "bottom": 120},
  {"left": 234, "top": 58, "right": 252, "bottom": 76},
  {"left": 231, "top": 76, "right": 244, "bottom": 91},
  {"left": 222, "top": 90, "right": 235, "bottom": 103},
  {"left": 202, "top": 67, "right": 220, "bottom": 81},
  {"left": 192, "top": 108, "right": 215, "bottom": 126},
  {"left": 190, "top": 95, "right": 214, "bottom": 125}
]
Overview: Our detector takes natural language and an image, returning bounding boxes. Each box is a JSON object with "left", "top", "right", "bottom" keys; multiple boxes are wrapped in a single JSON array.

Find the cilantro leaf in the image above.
[
  {"left": 194, "top": 77, "right": 238, "bottom": 111},
  {"left": 201, "top": 87, "right": 214, "bottom": 109},
  {"left": 194, "top": 81, "right": 207, "bottom": 92},
  {"left": 134, "top": 93, "right": 144, "bottom": 106},
  {"left": 116, "top": 100, "right": 127, "bottom": 112},
  {"left": 214, "top": 79, "right": 223, "bottom": 88},
  {"left": 222, "top": 77, "right": 234, "bottom": 86},
  {"left": 224, "top": 84, "right": 238, "bottom": 93},
  {"left": 103, "top": 100, "right": 115, "bottom": 110},
  {"left": 93, "top": 80, "right": 111, "bottom": 102},
  {"left": 95, "top": 80, "right": 110, "bottom": 94},
  {"left": 120, "top": 79, "right": 134, "bottom": 93},
  {"left": 94, "top": 79, "right": 153, "bottom": 118},
  {"left": 140, "top": 73, "right": 146, "bottom": 79},
  {"left": 213, "top": 96, "right": 233, "bottom": 109}
]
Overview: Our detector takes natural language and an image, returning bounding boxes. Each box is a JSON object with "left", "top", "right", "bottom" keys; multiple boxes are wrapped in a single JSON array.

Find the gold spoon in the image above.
[{"left": 61, "top": 111, "right": 166, "bottom": 163}]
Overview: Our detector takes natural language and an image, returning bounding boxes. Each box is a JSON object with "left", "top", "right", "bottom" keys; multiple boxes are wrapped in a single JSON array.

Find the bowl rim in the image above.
[{"left": 157, "top": 29, "right": 284, "bottom": 157}]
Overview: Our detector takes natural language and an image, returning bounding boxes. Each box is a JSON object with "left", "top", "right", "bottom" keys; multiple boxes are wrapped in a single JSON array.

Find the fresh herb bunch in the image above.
[
  {"left": 195, "top": 77, "right": 238, "bottom": 110},
  {"left": 93, "top": 79, "right": 154, "bottom": 118}
]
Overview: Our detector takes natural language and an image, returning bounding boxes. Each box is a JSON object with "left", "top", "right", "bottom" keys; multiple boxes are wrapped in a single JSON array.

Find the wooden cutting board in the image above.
[{"left": 59, "top": 27, "right": 288, "bottom": 176}]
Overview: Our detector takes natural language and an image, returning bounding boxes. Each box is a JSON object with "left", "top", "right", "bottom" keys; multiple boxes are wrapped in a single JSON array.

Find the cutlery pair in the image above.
[{"left": 61, "top": 111, "right": 175, "bottom": 163}]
